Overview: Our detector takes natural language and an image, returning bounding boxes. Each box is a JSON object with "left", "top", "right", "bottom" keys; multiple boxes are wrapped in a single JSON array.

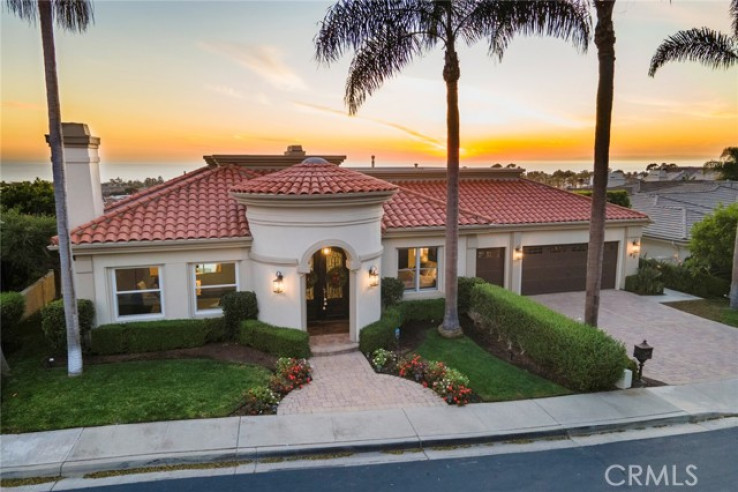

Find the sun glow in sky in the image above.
[{"left": 1, "top": 0, "right": 737, "bottom": 176}]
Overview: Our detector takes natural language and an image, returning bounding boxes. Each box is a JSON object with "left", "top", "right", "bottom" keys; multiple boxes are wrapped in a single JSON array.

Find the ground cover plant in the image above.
[{"left": 664, "top": 298, "right": 738, "bottom": 328}]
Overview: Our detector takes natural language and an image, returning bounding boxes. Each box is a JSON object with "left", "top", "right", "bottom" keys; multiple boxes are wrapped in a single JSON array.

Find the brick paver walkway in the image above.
[
  {"left": 532, "top": 290, "right": 738, "bottom": 385},
  {"left": 277, "top": 351, "right": 445, "bottom": 415}
]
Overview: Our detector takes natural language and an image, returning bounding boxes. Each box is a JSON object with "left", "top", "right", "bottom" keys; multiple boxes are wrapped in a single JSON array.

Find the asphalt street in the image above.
[{"left": 76, "top": 427, "right": 737, "bottom": 492}]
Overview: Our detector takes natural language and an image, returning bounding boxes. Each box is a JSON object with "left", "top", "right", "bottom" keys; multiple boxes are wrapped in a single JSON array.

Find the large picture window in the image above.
[
  {"left": 193, "top": 262, "right": 237, "bottom": 312},
  {"left": 114, "top": 267, "right": 162, "bottom": 318},
  {"left": 398, "top": 247, "right": 438, "bottom": 291}
]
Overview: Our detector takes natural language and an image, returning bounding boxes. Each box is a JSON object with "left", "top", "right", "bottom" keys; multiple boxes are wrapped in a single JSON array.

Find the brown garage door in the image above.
[
  {"left": 476, "top": 247, "right": 505, "bottom": 286},
  {"left": 521, "top": 242, "right": 618, "bottom": 295}
]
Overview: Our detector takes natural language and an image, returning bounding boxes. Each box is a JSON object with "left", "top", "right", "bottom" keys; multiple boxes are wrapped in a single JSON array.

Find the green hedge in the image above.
[
  {"left": 458, "top": 277, "right": 486, "bottom": 314},
  {"left": 399, "top": 298, "right": 445, "bottom": 322},
  {"left": 624, "top": 262, "right": 664, "bottom": 295},
  {"left": 0, "top": 292, "right": 25, "bottom": 332},
  {"left": 91, "top": 319, "right": 218, "bottom": 355},
  {"left": 381, "top": 277, "right": 405, "bottom": 307},
  {"left": 574, "top": 189, "right": 631, "bottom": 208},
  {"left": 238, "top": 320, "right": 310, "bottom": 358},
  {"left": 641, "top": 258, "right": 729, "bottom": 298},
  {"left": 469, "top": 284, "right": 626, "bottom": 392},
  {"left": 221, "top": 291, "right": 258, "bottom": 338},
  {"left": 41, "top": 299, "right": 95, "bottom": 354},
  {"left": 359, "top": 307, "right": 402, "bottom": 355}
]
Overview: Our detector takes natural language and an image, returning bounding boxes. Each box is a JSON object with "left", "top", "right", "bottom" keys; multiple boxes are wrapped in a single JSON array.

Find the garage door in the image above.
[
  {"left": 521, "top": 242, "right": 618, "bottom": 295},
  {"left": 476, "top": 247, "right": 505, "bottom": 286}
]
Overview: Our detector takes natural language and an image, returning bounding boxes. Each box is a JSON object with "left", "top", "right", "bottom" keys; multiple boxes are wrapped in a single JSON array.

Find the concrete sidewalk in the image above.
[{"left": 2, "top": 378, "right": 736, "bottom": 480}]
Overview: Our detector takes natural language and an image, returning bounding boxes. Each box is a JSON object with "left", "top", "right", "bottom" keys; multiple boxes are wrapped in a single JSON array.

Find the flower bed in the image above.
[
  {"left": 370, "top": 349, "right": 473, "bottom": 406},
  {"left": 236, "top": 357, "right": 312, "bottom": 415}
]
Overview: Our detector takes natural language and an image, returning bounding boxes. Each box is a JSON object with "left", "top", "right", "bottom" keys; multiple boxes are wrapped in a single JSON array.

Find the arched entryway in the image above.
[{"left": 306, "top": 246, "right": 350, "bottom": 336}]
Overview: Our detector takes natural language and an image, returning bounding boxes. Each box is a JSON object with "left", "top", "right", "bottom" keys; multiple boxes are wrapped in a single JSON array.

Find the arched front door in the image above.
[{"left": 306, "top": 247, "right": 350, "bottom": 325}]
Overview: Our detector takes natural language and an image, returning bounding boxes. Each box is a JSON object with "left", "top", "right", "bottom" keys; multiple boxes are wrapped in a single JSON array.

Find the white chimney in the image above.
[{"left": 59, "top": 123, "right": 104, "bottom": 228}]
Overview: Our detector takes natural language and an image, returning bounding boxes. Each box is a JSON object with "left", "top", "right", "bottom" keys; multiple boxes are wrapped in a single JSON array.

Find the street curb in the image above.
[{"left": 2, "top": 411, "right": 734, "bottom": 481}]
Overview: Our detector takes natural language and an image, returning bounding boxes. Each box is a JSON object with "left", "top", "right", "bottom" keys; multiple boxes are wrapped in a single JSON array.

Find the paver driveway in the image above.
[{"left": 531, "top": 290, "right": 738, "bottom": 385}]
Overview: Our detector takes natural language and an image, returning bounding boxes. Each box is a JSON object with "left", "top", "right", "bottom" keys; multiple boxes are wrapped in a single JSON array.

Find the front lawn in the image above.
[
  {"left": 1, "top": 316, "right": 271, "bottom": 434},
  {"left": 414, "top": 329, "right": 571, "bottom": 402},
  {"left": 664, "top": 298, "right": 738, "bottom": 328}
]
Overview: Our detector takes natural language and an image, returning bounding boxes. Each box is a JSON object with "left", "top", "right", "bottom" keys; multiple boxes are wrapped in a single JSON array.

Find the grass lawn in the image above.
[
  {"left": 414, "top": 329, "right": 571, "bottom": 402},
  {"left": 1, "top": 317, "right": 271, "bottom": 434},
  {"left": 664, "top": 298, "right": 738, "bottom": 328}
]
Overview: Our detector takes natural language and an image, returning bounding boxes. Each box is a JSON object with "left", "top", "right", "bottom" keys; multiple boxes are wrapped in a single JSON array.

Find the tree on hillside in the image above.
[
  {"left": 5, "top": 0, "right": 94, "bottom": 376},
  {"left": 0, "top": 179, "right": 56, "bottom": 216},
  {"left": 0, "top": 209, "right": 58, "bottom": 292},
  {"left": 649, "top": 0, "right": 738, "bottom": 309},
  {"left": 315, "top": 0, "right": 590, "bottom": 337},
  {"left": 704, "top": 147, "right": 738, "bottom": 181},
  {"left": 584, "top": 0, "right": 616, "bottom": 327}
]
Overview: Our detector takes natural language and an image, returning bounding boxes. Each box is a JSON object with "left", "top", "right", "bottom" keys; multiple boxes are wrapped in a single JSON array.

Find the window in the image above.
[
  {"left": 398, "top": 247, "right": 438, "bottom": 291},
  {"left": 114, "top": 267, "right": 162, "bottom": 318},
  {"left": 193, "top": 262, "right": 237, "bottom": 312}
]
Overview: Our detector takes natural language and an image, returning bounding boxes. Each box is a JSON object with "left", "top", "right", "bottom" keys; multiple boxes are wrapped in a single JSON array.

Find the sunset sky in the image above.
[{"left": 1, "top": 0, "right": 737, "bottom": 175}]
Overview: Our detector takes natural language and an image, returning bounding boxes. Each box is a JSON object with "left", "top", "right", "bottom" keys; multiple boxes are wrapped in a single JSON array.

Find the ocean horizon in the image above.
[{"left": 0, "top": 158, "right": 702, "bottom": 183}]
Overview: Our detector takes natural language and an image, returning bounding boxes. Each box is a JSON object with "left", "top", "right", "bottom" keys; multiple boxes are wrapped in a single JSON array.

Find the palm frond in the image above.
[
  {"left": 4, "top": 0, "right": 93, "bottom": 31},
  {"left": 469, "top": 0, "right": 590, "bottom": 61},
  {"left": 731, "top": 0, "right": 738, "bottom": 39},
  {"left": 344, "top": 31, "right": 422, "bottom": 114},
  {"left": 315, "top": 0, "right": 422, "bottom": 64},
  {"left": 648, "top": 27, "right": 738, "bottom": 76}
]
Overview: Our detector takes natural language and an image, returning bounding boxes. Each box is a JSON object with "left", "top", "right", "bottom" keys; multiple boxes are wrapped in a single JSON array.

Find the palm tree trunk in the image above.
[
  {"left": 730, "top": 222, "right": 738, "bottom": 309},
  {"left": 439, "top": 40, "right": 462, "bottom": 338},
  {"left": 585, "top": 0, "right": 616, "bottom": 327},
  {"left": 1, "top": 348, "right": 10, "bottom": 376},
  {"left": 39, "top": 0, "right": 82, "bottom": 376}
]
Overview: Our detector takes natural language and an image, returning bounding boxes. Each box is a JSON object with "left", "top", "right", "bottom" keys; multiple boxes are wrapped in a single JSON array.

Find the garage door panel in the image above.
[
  {"left": 476, "top": 247, "right": 505, "bottom": 286},
  {"left": 521, "top": 242, "right": 618, "bottom": 295}
]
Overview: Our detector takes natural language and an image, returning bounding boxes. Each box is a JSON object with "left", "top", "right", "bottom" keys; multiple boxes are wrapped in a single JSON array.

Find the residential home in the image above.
[{"left": 58, "top": 123, "right": 649, "bottom": 341}]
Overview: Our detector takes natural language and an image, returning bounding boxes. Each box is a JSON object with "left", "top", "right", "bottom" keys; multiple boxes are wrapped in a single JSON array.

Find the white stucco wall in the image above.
[
  {"left": 74, "top": 243, "right": 251, "bottom": 326},
  {"left": 244, "top": 197, "right": 387, "bottom": 341},
  {"left": 640, "top": 237, "right": 689, "bottom": 263}
]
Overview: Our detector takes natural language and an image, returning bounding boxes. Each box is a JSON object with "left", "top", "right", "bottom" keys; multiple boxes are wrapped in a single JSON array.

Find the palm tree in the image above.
[
  {"left": 649, "top": 0, "right": 738, "bottom": 310},
  {"left": 5, "top": 0, "right": 94, "bottom": 376},
  {"left": 648, "top": 0, "right": 738, "bottom": 77},
  {"left": 315, "top": 0, "right": 590, "bottom": 337},
  {"left": 584, "top": 0, "right": 616, "bottom": 327}
]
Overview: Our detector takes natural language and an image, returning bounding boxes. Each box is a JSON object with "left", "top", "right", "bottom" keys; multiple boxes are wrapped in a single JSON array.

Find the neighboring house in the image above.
[
  {"left": 630, "top": 181, "right": 738, "bottom": 263},
  {"left": 643, "top": 166, "right": 721, "bottom": 182},
  {"left": 58, "top": 123, "right": 648, "bottom": 342}
]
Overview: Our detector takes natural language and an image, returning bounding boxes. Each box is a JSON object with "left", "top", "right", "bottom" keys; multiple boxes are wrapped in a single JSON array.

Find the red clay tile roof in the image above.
[
  {"left": 66, "top": 164, "right": 648, "bottom": 246},
  {"left": 231, "top": 158, "right": 398, "bottom": 196},
  {"left": 386, "top": 179, "right": 647, "bottom": 227},
  {"left": 66, "top": 165, "right": 253, "bottom": 245}
]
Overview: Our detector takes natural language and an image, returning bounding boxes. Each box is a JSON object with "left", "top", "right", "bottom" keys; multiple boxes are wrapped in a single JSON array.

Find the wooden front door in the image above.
[{"left": 306, "top": 247, "right": 350, "bottom": 322}]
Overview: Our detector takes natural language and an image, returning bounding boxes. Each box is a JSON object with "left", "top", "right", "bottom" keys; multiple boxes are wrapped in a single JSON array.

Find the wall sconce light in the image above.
[
  {"left": 368, "top": 265, "right": 379, "bottom": 287},
  {"left": 322, "top": 246, "right": 332, "bottom": 256},
  {"left": 630, "top": 239, "right": 641, "bottom": 258},
  {"left": 272, "top": 271, "right": 284, "bottom": 294},
  {"left": 513, "top": 247, "right": 524, "bottom": 261}
]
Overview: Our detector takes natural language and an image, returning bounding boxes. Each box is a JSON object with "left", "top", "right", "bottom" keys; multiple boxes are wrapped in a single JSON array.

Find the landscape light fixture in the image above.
[
  {"left": 633, "top": 339, "right": 653, "bottom": 383},
  {"left": 630, "top": 239, "right": 641, "bottom": 258},
  {"left": 272, "top": 271, "right": 284, "bottom": 294},
  {"left": 513, "top": 247, "right": 524, "bottom": 261},
  {"left": 369, "top": 265, "right": 379, "bottom": 287}
]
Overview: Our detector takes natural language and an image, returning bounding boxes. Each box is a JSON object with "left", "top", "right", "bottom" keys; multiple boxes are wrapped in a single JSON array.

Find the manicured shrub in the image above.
[
  {"left": 0, "top": 292, "right": 25, "bottom": 332},
  {"left": 238, "top": 320, "right": 310, "bottom": 358},
  {"left": 641, "top": 258, "right": 729, "bottom": 298},
  {"left": 624, "top": 263, "right": 664, "bottom": 295},
  {"left": 41, "top": 299, "right": 95, "bottom": 354},
  {"left": 221, "top": 291, "right": 258, "bottom": 338},
  {"left": 91, "top": 319, "right": 212, "bottom": 355},
  {"left": 359, "top": 306, "right": 402, "bottom": 355},
  {"left": 204, "top": 316, "right": 228, "bottom": 343},
  {"left": 469, "top": 284, "right": 626, "bottom": 392},
  {"left": 400, "top": 298, "right": 445, "bottom": 322},
  {"left": 381, "top": 277, "right": 405, "bottom": 307},
  {"left": 574, "top": 189, "right": 631, "bottom": 208},
  {"left": 237, "top": 386, "right": 281, "bottom": 415},
  {"left": 457, "top": 277, "right": 486, "bottom": 313}
]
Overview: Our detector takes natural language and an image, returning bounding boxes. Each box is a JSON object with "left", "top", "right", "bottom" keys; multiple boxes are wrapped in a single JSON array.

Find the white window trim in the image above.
[
  {"left": 398, "top": 247, "right": 439, "bottom": 292},
  {"left": 191, "top": 262, "right": 239, "bottom": 315},
  {"left": 112, "top": 266, "right": 165, "bottom": 322}
]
